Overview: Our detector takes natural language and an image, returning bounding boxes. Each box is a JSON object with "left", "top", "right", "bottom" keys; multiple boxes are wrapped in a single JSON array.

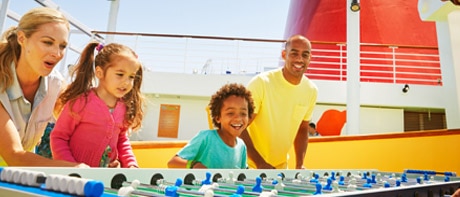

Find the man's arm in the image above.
[
  {"left": 239, "top": 114, "right": 274, "bottom": 169},
  {"left": 294, "top": 120, "right": 310, "bottom": 169}
]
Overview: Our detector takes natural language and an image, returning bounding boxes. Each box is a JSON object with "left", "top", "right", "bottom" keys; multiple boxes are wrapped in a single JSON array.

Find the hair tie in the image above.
[{"left": 96, "top": 43, "right": 104, "bottom": 52}]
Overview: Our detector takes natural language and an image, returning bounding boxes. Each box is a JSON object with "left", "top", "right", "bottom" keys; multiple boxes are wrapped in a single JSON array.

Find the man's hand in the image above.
[{"left": 257, "top": 161, "right": 275, "bottom": 169}]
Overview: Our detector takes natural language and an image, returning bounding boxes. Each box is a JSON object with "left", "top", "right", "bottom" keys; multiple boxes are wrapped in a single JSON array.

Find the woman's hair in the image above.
[
  {"left": 0, "top": 7, "right": 69, "bottom": 92},
  {"left": 208, "top": 83, "right": 255, "bottom": 128},
  {"left": 59, "top": 42, "right": 144, "bottom": 131}
]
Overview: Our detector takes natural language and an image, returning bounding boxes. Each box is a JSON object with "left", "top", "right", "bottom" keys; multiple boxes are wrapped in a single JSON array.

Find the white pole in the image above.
[
  {"left": 106, "top": 0, "right": 120, "bottom": 43},
  {"left": 346, "top": 0, "right": 361, "bottom": 135},
  {"left": 0, "top": 0, "right": 11, "bottom": 33}
]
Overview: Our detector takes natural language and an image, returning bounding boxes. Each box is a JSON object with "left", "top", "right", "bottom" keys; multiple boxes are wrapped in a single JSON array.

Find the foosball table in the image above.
[{"left": 1, "top": 167, "right": 459, "bottom": 196}]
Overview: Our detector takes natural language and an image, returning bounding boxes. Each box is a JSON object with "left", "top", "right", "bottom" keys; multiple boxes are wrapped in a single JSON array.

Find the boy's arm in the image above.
[{"left": 167, "top": 155, "right": 187, "bottom": 168}]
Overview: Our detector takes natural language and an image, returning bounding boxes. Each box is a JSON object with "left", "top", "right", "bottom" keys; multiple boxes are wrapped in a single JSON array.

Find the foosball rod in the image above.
[{"left": 404, "top": 169, "right": 457, "bottom": 177}]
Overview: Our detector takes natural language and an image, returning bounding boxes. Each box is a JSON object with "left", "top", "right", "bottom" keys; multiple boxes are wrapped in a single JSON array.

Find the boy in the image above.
[{"left": 167, "top": 83, "right": 254, "bottom": 169}]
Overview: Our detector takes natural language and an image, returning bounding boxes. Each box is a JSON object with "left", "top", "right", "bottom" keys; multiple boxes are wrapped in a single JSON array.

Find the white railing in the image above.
[{"left": 93, "top": 31, "right": 442, "bottom": 86}]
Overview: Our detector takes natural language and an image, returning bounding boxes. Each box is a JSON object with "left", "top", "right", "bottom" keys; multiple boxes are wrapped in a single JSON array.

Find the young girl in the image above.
[
  {"left": 167, "top": 83, "right": 254, "bottom": 169},
  {"left": 0, "top": 7, "right": 86, "bottom": 167},
  {"left": 50, "top": 42, "right": 144, "bottom": 168}
]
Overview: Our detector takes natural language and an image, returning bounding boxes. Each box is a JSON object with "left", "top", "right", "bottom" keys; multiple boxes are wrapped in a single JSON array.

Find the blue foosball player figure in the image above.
[
  {"left": 384, "top": 182, "right": 391, "bottom": 188},
  {"left": 330, "top": 171, "right": 336, "bottom": 181},
  {"left": 252, "top": 177, "right": 263, "bottom": 192},
  {"left": 165, "top": 178, "right": 182, "bottom": 197},
  {"left": 314, "top": 182, "right": 322, "bottom": 195},
  {"left": 401, "top": 173, "right": 408, "bottom": 182},
  {"left": 396, "top": 179, "right": 401, "bottom": 187},
  {"left": 323, "top": 178, "right": 333, "bottom": 190},
  {"left": 310, "top": 173, "right": 319, "bottom": 183},
  {"left": 363, "top": 178, "right": 373, "bottom": 188},
  {"left": 230, "top": 185, "right": 245, "bottom": 197},
  {"left": 338, "top": 176, "right": 345, "bottom": 185},
  {"left": 202, "top": 172, "right": 212, "bottom": 185}
]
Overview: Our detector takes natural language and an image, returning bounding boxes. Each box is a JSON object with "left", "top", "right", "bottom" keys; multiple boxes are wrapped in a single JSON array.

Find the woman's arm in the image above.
[{"left": 0, "top": 104, "right": 87, "bottom": 167}]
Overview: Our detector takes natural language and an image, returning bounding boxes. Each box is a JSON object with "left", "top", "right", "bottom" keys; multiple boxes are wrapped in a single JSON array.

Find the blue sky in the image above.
[{"left": 8, "top": 0, "right": 290, "bottom": 39}]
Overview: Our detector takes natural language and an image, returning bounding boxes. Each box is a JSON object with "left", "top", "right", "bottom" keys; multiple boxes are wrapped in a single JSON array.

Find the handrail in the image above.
[
  {"left": 360, "top": 42, "right": 438, "bottom": 50},
  {"left": 92, "top": 30, "right": 285, "bottom": 43},
  {"left": 92, "top": 30, "right": 440, "bottom": 50},
  {"left": 92, "top": 31, "right": 442, "bottom": 86}
]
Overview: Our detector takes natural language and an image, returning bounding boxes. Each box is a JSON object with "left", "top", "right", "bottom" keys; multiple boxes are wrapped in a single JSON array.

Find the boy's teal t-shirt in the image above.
[{"left": 177, "top": 129, "right": 247, "bottom": 169}]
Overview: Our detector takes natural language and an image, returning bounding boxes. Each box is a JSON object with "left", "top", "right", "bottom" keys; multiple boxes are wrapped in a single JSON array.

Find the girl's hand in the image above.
[
  {"left": 108, "top": 160, "right": 121, "bottom": 168},
  {"left": 76, "top": 163, "right": 90, "bottom": 168}
]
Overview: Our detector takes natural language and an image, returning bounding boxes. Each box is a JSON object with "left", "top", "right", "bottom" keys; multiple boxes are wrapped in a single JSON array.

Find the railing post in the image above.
[
  {"left": 389, "top": 46, "right": 398, "bottom": 84},
  {"left": 337, "top": 43, "right": 346, "bottom": 81},
  {"left": 184, "top": 38, "right": 189, "bottom": 73},
  {"left": 234, "top": 40, "right": 241, "bottom": 75},
  {"left": 134, "top": 35, "right": 139, "bottom": 51}
]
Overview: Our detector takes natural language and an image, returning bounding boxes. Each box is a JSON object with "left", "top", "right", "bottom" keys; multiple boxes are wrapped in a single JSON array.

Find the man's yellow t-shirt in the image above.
[{"left": 246, "top": 68, "right": 318, "bottom": 168}]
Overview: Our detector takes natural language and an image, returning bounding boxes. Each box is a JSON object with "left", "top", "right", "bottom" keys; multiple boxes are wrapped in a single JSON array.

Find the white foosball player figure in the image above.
[
  {"left": 118, "top": 179, "right": 140, "bottom": 197},
  {"left": 347, "top": 178, "right": 357, "bottom": 191},
  {"left": 292, "top": 173, "right": 303, "bottom": 183},
  {"left": 198, "top": 182, "right": 219, "bottom": 193},
  {"left": 274, "top": 176, "right": 285, "bottom": 191},
  {"left": 226, "top": 171, "right": 236, "bottom": 184},
  {"left": 332, "top": 181, "right": 342, "bottom": 193},
  {"left": 259, "top": 189, "right": 278, "bottom": 197}
]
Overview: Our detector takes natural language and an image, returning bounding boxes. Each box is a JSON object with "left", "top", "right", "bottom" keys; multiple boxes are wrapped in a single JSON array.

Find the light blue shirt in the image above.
[{"left": 177, "top": 129, "right": 247, "bottom": 169}]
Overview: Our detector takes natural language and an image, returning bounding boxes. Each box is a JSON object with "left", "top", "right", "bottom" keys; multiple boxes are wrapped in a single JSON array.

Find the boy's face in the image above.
[{"left": 216, "top": 95, "right": 249, "bottom": 139}]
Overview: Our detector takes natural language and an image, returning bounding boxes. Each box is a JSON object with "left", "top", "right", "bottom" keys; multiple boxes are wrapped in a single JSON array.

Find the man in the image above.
[
  {"left": 240, "top": 35, "right": 318, "bottom": 169},
  {"left": 308, "top": 122, "right": 321, "bottom": 137}
]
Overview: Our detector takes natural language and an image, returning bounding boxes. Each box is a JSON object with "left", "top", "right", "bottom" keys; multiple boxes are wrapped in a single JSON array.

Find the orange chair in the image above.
[{"left": 316, "top": 109, "right": 347, "bottom": 136}]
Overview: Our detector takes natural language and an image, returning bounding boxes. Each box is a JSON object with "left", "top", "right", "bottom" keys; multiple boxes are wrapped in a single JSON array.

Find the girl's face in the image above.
[
  {"left": 96, "top": 52, "right": 140, "bottom": 103},
  {"left": 216, "top": 95, "right": 249, "bottom": 146},
  {"left": 18, "top": 22, "right": 69, "bottom": 77}
]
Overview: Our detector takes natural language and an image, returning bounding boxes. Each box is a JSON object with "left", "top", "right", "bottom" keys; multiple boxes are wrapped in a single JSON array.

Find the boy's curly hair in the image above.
[{"left": 208, "top": 83, "right": 255, "bottom": 128}]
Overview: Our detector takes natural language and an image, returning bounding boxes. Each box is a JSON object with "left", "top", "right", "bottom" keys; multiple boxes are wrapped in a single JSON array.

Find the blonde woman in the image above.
[{"left": 0, "top": 7, "right": 87, "bottom": 167}]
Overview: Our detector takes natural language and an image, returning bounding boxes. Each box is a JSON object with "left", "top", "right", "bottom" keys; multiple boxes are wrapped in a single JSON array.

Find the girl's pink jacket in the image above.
[{"left": 51, "top": 90, "right": 138, "bottom": 167}]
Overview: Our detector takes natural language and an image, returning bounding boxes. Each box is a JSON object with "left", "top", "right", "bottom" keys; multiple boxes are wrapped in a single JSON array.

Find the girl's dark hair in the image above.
[
  {"left": 208, "top": 83, "right": 255, "bottom": 128},
  {"left": 58, "top": 42, "right": 144, "bottom": 131}
]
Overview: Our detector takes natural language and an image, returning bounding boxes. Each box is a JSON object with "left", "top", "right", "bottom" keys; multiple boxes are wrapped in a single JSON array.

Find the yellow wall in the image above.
[
  {"left": 299, "top": 134, "right": 460, "bottom": 174},
  {"left": 134, "top": 148, "right": 179, "bottom": 168},
  {"left": 132, "top": 130, "right": 460, "bottom": 174}
]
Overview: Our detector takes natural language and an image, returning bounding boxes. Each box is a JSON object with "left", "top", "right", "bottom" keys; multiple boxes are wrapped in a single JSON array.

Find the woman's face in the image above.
[{"left": 18, "top": 22, "right": 69, "bottom": 77}]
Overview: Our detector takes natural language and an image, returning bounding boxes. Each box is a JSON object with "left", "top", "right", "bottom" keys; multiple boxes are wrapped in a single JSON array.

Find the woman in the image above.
[{"left": 0, "top": 7, "right": 87, "bottom": 167}]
